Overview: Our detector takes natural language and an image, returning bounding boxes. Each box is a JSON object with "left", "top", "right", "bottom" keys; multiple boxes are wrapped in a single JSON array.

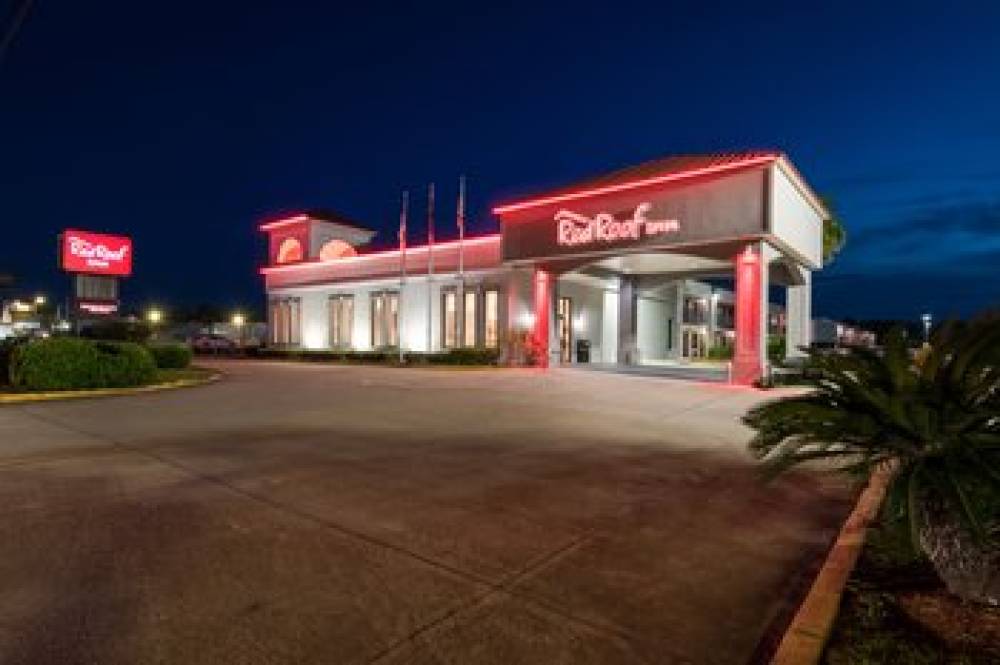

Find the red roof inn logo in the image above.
[
  {"left": 61, "top": 230, "right": 133, "bottom": 276},
  {"left": 555, "top": 202, "right": 680, "bottom": 247}
]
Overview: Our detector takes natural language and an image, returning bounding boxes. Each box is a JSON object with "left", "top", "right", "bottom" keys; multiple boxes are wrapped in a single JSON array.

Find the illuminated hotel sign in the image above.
[
  {"left": 555, "top": 202, "right": 680, "bottom": 247},
  {"left": 61, "top": 230, "right": 133, "bottom": 276}
]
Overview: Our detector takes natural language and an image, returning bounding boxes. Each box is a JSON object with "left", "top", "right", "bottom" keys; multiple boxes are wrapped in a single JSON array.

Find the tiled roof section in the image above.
[
  {"left": 493, "top": 150, "right": 782, "bottom": 214},
  {"left": 303, "top": 209, "right": 375, "bottom": 232}
]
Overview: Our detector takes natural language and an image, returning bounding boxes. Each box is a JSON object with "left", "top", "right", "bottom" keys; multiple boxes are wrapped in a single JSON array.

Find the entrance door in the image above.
[
  {"left": 682, "top": 328, "right": 705, "bottom": 359},
  {"left": 557, "top": 297, "right": 572, "bottom": 363}
]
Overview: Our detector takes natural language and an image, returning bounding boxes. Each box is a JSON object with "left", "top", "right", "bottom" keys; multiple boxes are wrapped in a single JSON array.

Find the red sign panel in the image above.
[{"left": 61, "top": 230, "right": 133, "bottom": 276}]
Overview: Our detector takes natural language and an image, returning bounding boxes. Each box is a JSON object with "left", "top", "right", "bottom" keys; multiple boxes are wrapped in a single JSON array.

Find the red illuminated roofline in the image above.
[
  {"left": 259, "top": 214, "right": 310, "bottom": 231},
  {"left": 492, "top": 154, "right": 778, "bottom": 215},
  {"left": 259, "top": 233, "right": 502, "bottom": 274}
]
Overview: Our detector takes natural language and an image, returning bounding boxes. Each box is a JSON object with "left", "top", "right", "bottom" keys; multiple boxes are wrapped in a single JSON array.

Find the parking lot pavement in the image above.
[{"left": 0, "top": 360, "right": 852, "bottom": 664}]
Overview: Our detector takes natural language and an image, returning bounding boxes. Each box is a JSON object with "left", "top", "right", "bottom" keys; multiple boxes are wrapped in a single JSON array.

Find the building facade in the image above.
[{"left": 261, "top": 151, "right": 827, "bottom": 384}]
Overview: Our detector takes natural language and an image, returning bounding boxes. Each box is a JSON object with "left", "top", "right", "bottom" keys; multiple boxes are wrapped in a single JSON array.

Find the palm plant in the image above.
[{"left": 744, "top": 313, "right": 1000, "bottom": 604}]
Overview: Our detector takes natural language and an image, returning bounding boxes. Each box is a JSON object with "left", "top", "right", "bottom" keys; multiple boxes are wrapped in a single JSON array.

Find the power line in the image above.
[{"left": 0, "top": 0, "right": 35, "bottom": 69}]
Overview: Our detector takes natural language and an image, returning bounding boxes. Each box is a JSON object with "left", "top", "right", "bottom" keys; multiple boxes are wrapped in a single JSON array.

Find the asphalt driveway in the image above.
[{"left": 0, "top": 360, "right": 851, "bottom": 664}]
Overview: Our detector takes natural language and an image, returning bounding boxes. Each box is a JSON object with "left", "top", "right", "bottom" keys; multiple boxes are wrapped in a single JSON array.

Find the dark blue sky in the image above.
[{"left": 2, "top": 2, "right": 998, "bottom": 320}]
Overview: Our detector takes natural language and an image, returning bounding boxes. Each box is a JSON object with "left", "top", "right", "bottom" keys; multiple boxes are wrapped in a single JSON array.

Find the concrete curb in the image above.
[
  {"left": 769, "top": 465, "right": 893, "bottom": 664},
  {"left": 0, "top": 371, "right": 221, "bottom": 405}
]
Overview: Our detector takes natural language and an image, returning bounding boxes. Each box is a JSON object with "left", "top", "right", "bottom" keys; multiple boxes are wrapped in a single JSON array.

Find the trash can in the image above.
[{"left": 576, "top": 339, "right": 591, "bottom": 363}]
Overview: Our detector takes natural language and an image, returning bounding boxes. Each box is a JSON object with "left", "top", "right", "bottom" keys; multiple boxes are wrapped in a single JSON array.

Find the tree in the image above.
[
  {"left": 821, "top": 195, "right": 847, "bottom": 265},
  {"left": 743, "top": 313, "right": 1000, "bottom": 604}
]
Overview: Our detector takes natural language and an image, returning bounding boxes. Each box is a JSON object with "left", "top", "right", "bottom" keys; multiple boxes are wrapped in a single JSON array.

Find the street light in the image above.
[
  {"left": 34, "top": 295, "right": 46, "bottom": 306},
  {"left": 231, "top": 312, "right": 246, "bottom": 349},
  {"left": 921, "top": 313, "right": 932, "bottom": 344},
  {"left": 146, "top": 308, "right": 163, "bottom": 341}
]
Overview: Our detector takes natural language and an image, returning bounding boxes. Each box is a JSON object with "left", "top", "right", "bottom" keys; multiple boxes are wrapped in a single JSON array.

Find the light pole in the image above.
[{"left": 921, "top": 313, "right": 932, "bottom": 344}]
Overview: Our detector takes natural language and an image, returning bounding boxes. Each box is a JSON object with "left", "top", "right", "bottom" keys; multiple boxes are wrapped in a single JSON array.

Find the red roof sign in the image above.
[{"left": 61, "top": 229, "right": 133, "bottom": 276}]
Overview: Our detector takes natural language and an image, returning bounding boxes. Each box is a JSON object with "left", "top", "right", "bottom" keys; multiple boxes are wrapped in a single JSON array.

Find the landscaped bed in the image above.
[
  {"left": 744, "top": 312, "right": 1000, "bottom": 663},
  {"left": 824, "top": 523, "right": 1000, "bottom": 663},
  {"left": 252, "top": 346, "right": 502, "bottom": 366},
  {"left": 0, "top": 338, "right": 215, "bottom": 401}
]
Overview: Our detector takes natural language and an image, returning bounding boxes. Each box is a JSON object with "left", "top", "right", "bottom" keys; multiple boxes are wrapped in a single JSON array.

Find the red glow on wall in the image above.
[
  {"left": 60, "top": 230, "right": 133, "bottom": 276},
  {"left": 493, "top": 154, "right": 777, "bottom": 216},
  {"left": 259, "top": 234, "right": 502, "bottom": 274},
  {"left": 259, "top": 214, "right": 309, "bottom": 231},
  {"left": 732, "top": 245, "right": 762, "bottom": 385},
  {"left": 533, "top": 269, "right": 550, "bottom": 368}
]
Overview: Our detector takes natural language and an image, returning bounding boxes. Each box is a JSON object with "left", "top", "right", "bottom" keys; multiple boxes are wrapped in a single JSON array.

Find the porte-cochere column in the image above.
[{"left": 732, "top": 242, "right": 768, "bottom": 385}]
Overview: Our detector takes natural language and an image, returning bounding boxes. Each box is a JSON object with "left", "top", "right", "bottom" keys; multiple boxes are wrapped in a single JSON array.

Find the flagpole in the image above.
[
  {"left": 426, "top": 183, "right": 435, "bottom": 353},
  {"left": 398, "top": 190, "right": 408, "bottom": 364},
  {"left": 457, "top": 175, "right": 466, "bottom": 346}
]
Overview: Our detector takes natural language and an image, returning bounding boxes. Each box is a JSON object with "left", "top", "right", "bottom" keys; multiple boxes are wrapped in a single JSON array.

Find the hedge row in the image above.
[
  {"left": 9, "top": 338, "right": 158, "bottom": 391},
  {"left": 147, "top": 343, "right": 193, "bottom": 369},
  {"left": 256, "top": 347, "right": 500, "bottom": 366}
]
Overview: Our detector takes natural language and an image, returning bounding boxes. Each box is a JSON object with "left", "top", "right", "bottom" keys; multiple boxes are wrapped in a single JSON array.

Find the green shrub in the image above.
[
  {"left": 9, "top": 338, "right": 157, "bottom": 390},
  {"left": 258, "top": 346, "right": 499, "bottom": 366},
  {"left": 706, "top": 343, "right": 733, "bottom": 360},
  {"left": 767, "top": 335, "right": 786, "bottom": 363},
  {"left": 426, "top": 347, "right": 501, "bottom": 365},
  {"left": 147, "top": 343, "right": 193, "bottom": 369}
]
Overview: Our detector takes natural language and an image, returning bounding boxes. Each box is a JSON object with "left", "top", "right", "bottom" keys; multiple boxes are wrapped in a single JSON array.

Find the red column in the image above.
[
  {"left": 533, "top": 268, "right": 550, "bottom": 368},
  {"left": 732, "top": 244, "right": 762, "bottom": 385}
]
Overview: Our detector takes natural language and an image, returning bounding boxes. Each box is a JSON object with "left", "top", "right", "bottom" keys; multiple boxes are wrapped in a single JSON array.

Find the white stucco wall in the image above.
[
  {"left": 555, "top": 278, "right": 606, "bottom": 363},
  {"left": 770, "top": 164, "right": 823, "bottom": 269},
  {"left": 636, "top": 296, "right": 670, "bottom": 361},
  {"left": 298, "top": 290, "right": 329, "bottom": 349},
  {"left": 271, "top": 270, "right": 512, "bottom": 353},
  {"left": 601, "top": 290, "right": 619, "bottom": 364}
]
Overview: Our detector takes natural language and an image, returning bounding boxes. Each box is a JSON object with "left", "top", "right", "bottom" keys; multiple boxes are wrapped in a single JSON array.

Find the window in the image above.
[
  {"left": 269, "top": 297, "right": 301, "bottom": 345},
  {"left": 387, "top": 292, "right": 399, "bottom": 347},
  {"left": 319, "top": 239, "right": 357, "bottom": 261},
  {"left": 683, "top": 297, "right": 708, "bottom": 325},
  {"left": 441, "top": 290, "right": 457, "bottom": 348},
  {"left": 716, "top": 303, "right": 735, "bottom": 329},
  {"left": 329, "top": 295, "right": 353, "bottom": 348},
  {"left": 463, "top": 291, "right": 477, "bottom": 347},
  {"left": 276, "top": 237, "right": 303, "bottom": 264},
  {"left": 484, "top": 289, "right": 499, "bottom": 349},
  {"left": 370, "top": 292, "right": 399, "bottom": 348}
]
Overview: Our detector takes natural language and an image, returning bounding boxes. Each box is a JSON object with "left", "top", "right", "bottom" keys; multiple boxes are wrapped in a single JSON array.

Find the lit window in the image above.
[
  {"left": 329, "top": 295, "right": 353, "bottom": 348},
  {"left": 270, "top": 298, "right": 301, "bottom": 345},
  {"left": 442, "top": 291, "right": 457, "bottom": 348},
  {"left": 463, "top": 291, "right": 477, "bottom": 347},
  {"left": 319, "top": 239, "right": 357, "bottom": 261},
  {"left": 484, "top": 290, "right": 499, "bottom": 348},
  {"left": 387, "top": 292, "right": 399, "bottom": 347},
  {"left": 370, "top": 292, "right": 399, "bottom": 349},
  {"left": 371, "top": 295, "right": 384, "bottom": 347},
  {"left": 276, "top": 237, "right": 303, "bottom": 264}
]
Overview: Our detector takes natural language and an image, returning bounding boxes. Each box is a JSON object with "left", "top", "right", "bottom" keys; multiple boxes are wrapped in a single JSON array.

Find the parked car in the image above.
[{"left": 190, "top": 334, "right": 236, "bottom": 353}]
